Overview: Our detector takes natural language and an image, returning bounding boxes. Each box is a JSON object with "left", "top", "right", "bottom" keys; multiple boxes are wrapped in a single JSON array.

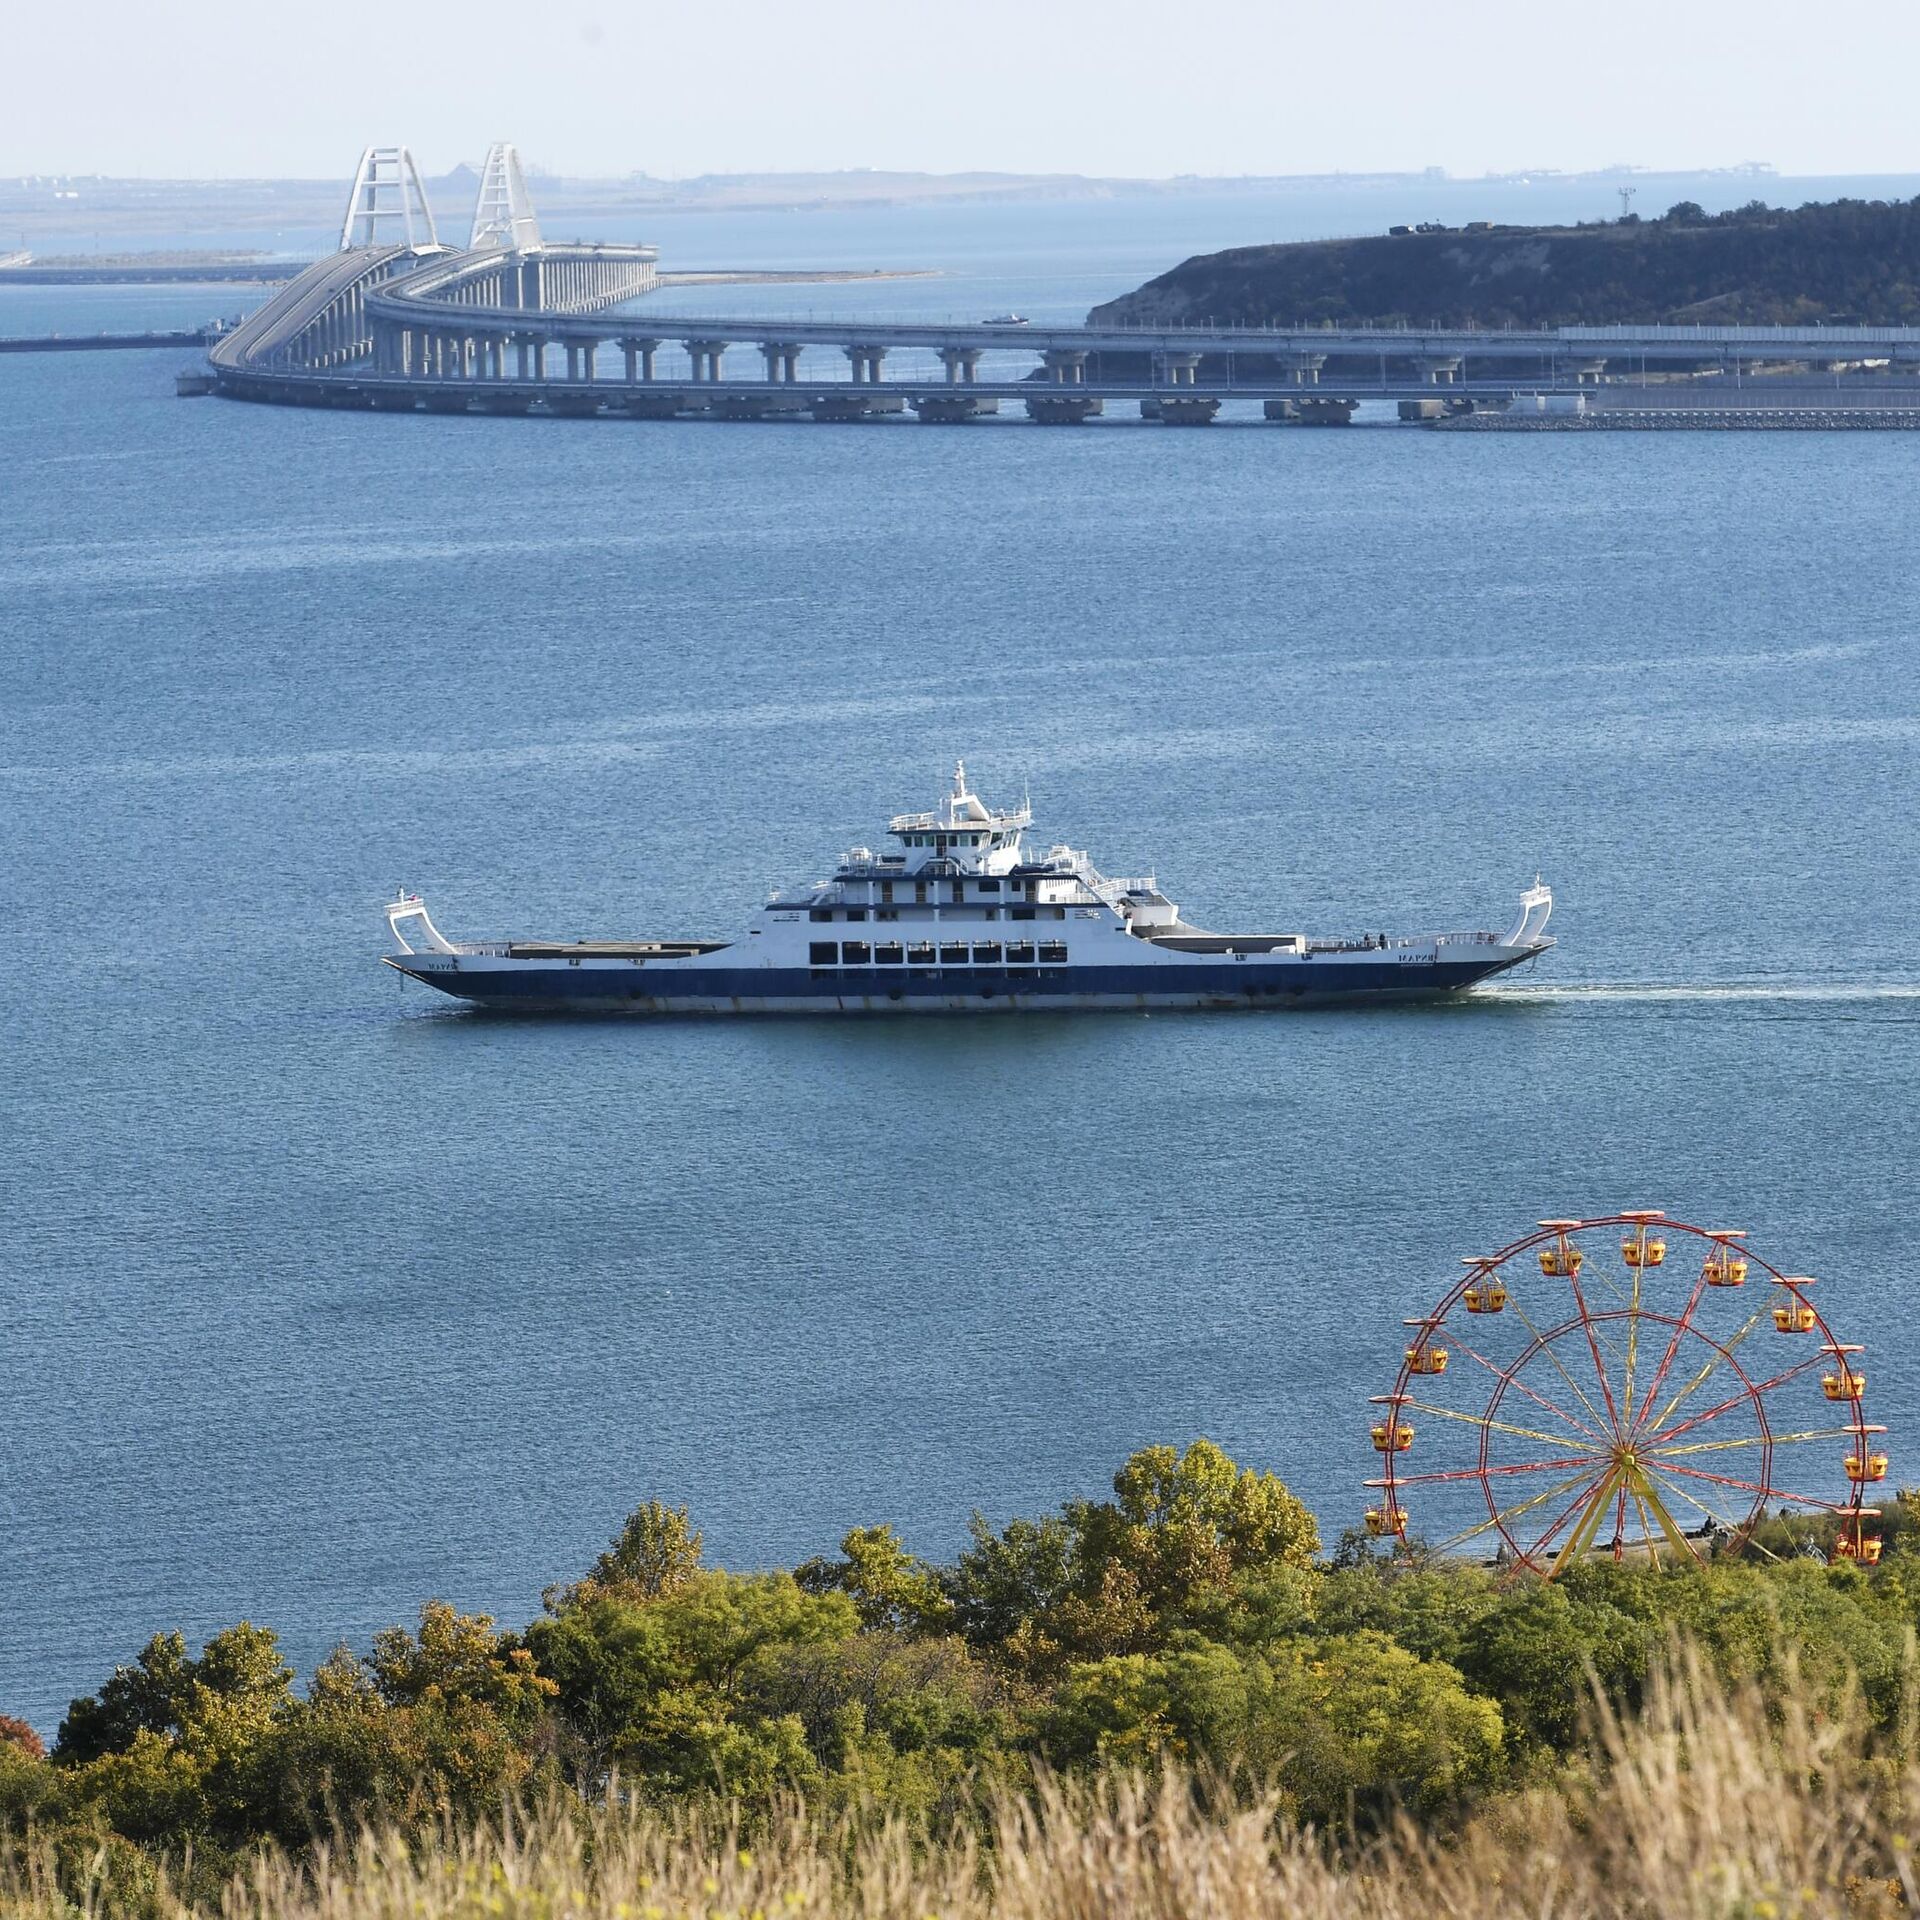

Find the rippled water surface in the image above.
[{"left": 4, "top": 194, "right": 1920, "bottom": 1734}]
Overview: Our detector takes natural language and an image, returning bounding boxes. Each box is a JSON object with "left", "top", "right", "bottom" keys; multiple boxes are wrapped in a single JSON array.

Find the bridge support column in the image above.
[
  {"left": 844, "top": 345, "right": 887, "bottom": 383},
  {"left": 1569, "top": 357, "right": 1608, "bottom": 385},
  {"left": 578, "top": 339, "right": 600, "bottom": 383},
  {"left": 1281, "top": 352, "right": 1326, "bottom": 385},
  {"left": 685, "top": 338, "right": 729, "bottom": 381},
  {"left": 760, "top": 341, "right": 802, "bottom": 382},
  {"left": 1412, "top": 355, "right": 1463, "bottom": 385},
  {"left": 1154, "top": 395, "right": 1221, "bottom": 425},
  {"left": 1158, "top": 352, "right": 1201, "bottom": 386},
  {"left": 938, "top": 346, "right": 985, "bottom": 385},
  {"left": 912, "top": 394, "right": 999, "bottom": 422},
  {"left": 1025, "top": 394, "right": 1103, "bottom": 424},
  {"left": 620, "top": 336, "right": 661, "bottom": 382},
  {"left": 1043, "top": 348, "right": 1089, "bottom": 385}
]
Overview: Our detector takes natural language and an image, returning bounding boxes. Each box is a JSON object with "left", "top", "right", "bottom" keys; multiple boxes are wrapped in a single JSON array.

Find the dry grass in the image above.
[{"left": 6, "top": 1646, "right": 1915, "bottom": 1920}]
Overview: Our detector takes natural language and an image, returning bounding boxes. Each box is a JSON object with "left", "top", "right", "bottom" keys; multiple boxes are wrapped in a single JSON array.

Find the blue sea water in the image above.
[{"left": 4, "top": 184, "right": 1920, "bottom": 1736}]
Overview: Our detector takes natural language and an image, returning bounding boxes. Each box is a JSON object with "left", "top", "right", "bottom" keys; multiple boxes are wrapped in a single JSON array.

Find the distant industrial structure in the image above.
[{"left": 194, "top": 145, "right": 1920, "bottom": 428}]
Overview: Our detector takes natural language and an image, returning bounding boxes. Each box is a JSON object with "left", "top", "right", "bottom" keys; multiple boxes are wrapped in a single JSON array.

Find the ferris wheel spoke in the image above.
[
  {"left": 1567, "top": 1276, "right": 1624, "bottom": 1433},
  {"left": 1583, "top": 1261, "right": 1636, "bottom": 1312},
  {"left": 1642, "top": 1461, "right": 1760, "bottom": 1537},
  {"left": 1505, "top": 1296, "right": 1615, "bottom": 1437},
  {"left": 1532, "top": 1471, "right": 1618, "bottom": 1560},
  {"left": 1449, "top": 1334, "right": 1610, "bottom": 1445},
  {"left": 1434, "top": 1465, "right": 1601, "bottom": 1555},
  {"left": 1623, "top": 1257, "right": 1648, "bottom": 1429},
  {"left": 1388, "top": 1452, "right": 1602, "bottom": 1486},
  {"left": 1646, "top": 1352, "right": 1831, "bottom": 1448},
  {"left": 1631, "top": 1267, "right": 1713, "bottom": 1438},
  {"left": 1641, "top": 1298, "right": 1770, "bottom": 1437},
  {"left": 1398, "top": 1397, "right": 1594, "bottom": 1452},
  {"left": 1642, "top": 1462, "right": 1789, "bottom": 1563},
  {"left": 1652, "top": 1425, "right": 1864, "bottom": 1458},
  {"left": 1653, "top": 1460, "right": 1856, "bottom": 1509}
]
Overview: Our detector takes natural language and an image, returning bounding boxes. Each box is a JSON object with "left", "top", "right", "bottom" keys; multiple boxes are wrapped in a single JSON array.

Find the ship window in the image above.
[
  {"left": 874, "top": 942, "right": 904, "bottom": 965},
  {"left": 809, "top": 942, "right": 837, "bottom": 965},
  {"left": 810, "top": 909, "right": 832, "bottom": 923},
  {"left": 1011, "top": 906, "right": 1035, "bottom": 921},
  {"left": 908, "top": 943, "right": 935, "bottom": 963},
  {"left": 844, "top": 907, "right": 867, "bottom": 921},
  {"left": 1008, "top": 943, "right": 1036, "bottom": 963},
  {"left": 982, "top": 908, "right": 998, "bottom": 921},
  {"left": 842, "top": 941, "right": 871, "bottom": 964},
  {"left": 914, "top": 882, "right": 927, "bottom": 903},
  {"left": 874, "top": 908, "right": 898, "bottom": 921},
  {"left": 1040, "top": 942, "right": 1068, "bottom": 963},
  {"left": 935, "top": 834, "right": 948, "bottom": 851},
  {"left": 881, "top": 881, "right": 894, "bottom": 903},
  {"left": 978, "top": 878, "right": 1001, "bottom": 892},
  {"left": 939, "top": 943, "right": 969, "bottom": 965},
  {"left": 973, "top": 942, "right": 1002, "bottom": 964}
]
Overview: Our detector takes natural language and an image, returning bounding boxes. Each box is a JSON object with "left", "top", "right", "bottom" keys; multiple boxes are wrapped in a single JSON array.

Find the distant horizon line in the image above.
[{"left": 0, "top": 159, "right": 1863, "bottom": 192}]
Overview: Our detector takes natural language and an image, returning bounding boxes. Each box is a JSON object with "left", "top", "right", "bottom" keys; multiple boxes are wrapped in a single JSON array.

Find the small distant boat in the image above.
[
  {"left": 981, "top": 313, "right": 1029, "bottom": 326},
  {"left": 382, "top": 764, "right": 1554, "bottom": 1015}
]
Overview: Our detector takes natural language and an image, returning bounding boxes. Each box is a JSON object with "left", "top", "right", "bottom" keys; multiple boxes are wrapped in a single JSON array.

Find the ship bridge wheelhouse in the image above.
[{"left": 879, "top": 760, "right": 1032, "bottom": 879}]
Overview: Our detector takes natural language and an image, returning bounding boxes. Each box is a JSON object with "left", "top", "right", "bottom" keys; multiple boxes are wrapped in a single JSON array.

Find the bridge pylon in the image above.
[
  {"left": 339, "top": 147, "right": 439, "bottom": 252},
  {"left": 469, "top": 142, "right": 543, "bottom": 253}
]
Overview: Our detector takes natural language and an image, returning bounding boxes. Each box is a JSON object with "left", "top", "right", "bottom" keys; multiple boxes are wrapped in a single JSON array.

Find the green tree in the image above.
[
  {"left": 548, "top": 1499, "right": 705, "bottom": 1611},
  {"left": 367, "top": 1600, "right": 557, "bottom": 1732},
  {"left": 525, "top": 1571, "right": 858, "bottom": 1795},
  {"left": 797, "top": 1524, "right": 956, "bottom": 1635},
  {"left": 1076, "top": 1440, "right": 1316, "bottom": 1597},
  {"left": 1259, "top": 1631, "right": 1505, "bottom": 1823},
  {"left": 1452, "top": 1578, "right": 1650, "bottom": 1747},
  {"left": 55, "top": 1624, "right": 292, "bottom": 1766},
  {"left": 949, "top": 1512, "right": 1077, "bottom": 1662}
]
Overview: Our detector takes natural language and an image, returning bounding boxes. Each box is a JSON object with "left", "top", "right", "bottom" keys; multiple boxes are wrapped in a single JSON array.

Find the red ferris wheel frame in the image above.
[{"left": 1365, "top": 1211, "right": 1884, "bottom": 1575}]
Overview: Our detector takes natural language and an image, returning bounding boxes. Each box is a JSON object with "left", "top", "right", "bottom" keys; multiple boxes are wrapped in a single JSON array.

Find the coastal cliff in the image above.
[{"left": 1089, "top": 197, "right": 1920, "bottom": 329}]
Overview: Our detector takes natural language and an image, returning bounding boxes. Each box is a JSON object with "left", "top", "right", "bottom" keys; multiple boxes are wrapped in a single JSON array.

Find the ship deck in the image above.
[{"left": 502, "top": 938, "right": 730, "bottom": 959}]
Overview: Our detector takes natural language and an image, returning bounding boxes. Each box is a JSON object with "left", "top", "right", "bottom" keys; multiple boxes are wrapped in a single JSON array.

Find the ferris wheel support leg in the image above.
[
  {"left": 1628, "top": 1464, "right": 1698, "bottom": 1562},
  {"left": 1551, "top": 1466, "right": 1623, "bottom": 1576}
]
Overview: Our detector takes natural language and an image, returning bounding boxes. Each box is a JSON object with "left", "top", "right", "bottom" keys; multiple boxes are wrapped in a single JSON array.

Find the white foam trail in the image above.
[{"left": 1489, "top": 982, "right": 1920, "bottom": 1004}]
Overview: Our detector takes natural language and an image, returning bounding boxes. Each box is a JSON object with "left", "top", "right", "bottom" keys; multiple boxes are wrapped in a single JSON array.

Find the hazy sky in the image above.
[{"left": 12, "top": 0, "right": 1918, "bottom": 180}]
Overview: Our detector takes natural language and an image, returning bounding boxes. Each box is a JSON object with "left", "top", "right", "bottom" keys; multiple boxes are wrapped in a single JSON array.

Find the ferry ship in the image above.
[{"left": 383, "top": 765, "right": 1553, "bottom": 1014}]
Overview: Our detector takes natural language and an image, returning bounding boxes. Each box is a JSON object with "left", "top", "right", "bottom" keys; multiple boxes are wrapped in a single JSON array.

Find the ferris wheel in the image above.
[{"left": 1364, "top": 1212, "right": 1886, "bottom": 1574}]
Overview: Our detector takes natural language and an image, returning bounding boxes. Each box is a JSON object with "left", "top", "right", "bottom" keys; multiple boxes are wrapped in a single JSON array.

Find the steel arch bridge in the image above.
[{"left": 206, "top": 145, "right": 1920, "bottom": 427}]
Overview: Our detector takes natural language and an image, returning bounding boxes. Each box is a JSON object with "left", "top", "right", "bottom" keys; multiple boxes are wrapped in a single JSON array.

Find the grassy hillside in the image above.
[
  {"left": 1089, "top": 198, "right": 1920, "bottom": 328},
  {"left": 5, "top": 1442, "right": 1917, "bottom": 1915},
  {"left": 3, "top": 1651, "right": 1911, "bottom": 1920}
]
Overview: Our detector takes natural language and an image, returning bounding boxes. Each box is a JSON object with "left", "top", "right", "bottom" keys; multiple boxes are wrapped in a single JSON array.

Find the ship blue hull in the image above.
[{"left": 390, "top": 950, "right": 1540, "bottom": 1012}]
